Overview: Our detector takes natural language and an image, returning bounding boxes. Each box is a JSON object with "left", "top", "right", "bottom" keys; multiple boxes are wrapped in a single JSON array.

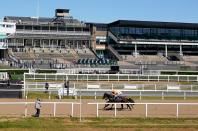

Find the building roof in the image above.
[
  {"left": 3, "top": 16, "right": 82, "bottom": 25},
  {"left": 109, "top": 20, "right": 198, "bottom": 29}
]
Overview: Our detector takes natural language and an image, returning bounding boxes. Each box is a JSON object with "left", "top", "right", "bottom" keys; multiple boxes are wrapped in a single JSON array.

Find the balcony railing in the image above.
[{"left": 16, "top": 30, "right": 91, "bottom": 36}]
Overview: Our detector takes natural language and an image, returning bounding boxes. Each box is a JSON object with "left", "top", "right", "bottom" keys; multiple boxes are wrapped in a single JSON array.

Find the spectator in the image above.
[
  {"left": 34, "top": 98, "right": 41, "bottom": 117},
  {"left": 7, "top": 79, "right": 10, "bottom": 88},
  {"left": 45, "top": 82, "right": 49, "bottom": 93}
]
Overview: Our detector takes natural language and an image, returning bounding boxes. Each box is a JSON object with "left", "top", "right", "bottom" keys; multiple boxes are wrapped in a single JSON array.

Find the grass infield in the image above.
[{"left": 0, "top": 117, "right": 198, "bottom": 130}]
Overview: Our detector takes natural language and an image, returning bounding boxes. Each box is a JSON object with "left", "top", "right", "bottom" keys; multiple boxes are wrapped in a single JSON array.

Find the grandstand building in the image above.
[
  {"left": 1, "top": 9, "right": 198, "bottom": 70},
  {"left": 108, "top": 20, "right": 198, "bottom": 59},
  {"left": 2, "top": 9, "right": 96, "bottom": 68}
]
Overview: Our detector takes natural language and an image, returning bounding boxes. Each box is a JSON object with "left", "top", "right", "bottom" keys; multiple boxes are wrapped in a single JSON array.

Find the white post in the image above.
[
  {"left": 184, "top": 92, "right": 186, "bottom": 100},
  {"left": 94, "top": 91, "right": 97, "bottom": 100},
  {"left": 165, "top": 44, "right": 167, "bottom": 57},
  {"left": 25, "top": 102, "right": 27, "bottom": 117},
  {"left": 96, "top": 103, "right": 99, "bottom": 117},
  {"left": 155, "top": 84, "right": 156, "bottom": 91},
  {"left": 80, "top": 90, "right": 82, "bottom": 122},
  {"left": 176, "top": 104, "right": 179, "bottom": 118},
  {"left": 180, "top": 45, "right": 183, "bottom": 56},
  {"left": 145, "top": 104, "right": 148, "bottom": 117},
  {"left": 49, "top": 91, "right": 51, "bottom": 99},
  {"left": 140, "top": 91, "right": 142, "bottom": 100},
  {"left": 162, "top": 92, "right": 164, "bottom": 100},
  {"left": 114, "top": 103, "right": 117, "bottom": 117},
  {"left": 71, "top": 103, "right": 73, "bottom": 117},
  {"left": 53, "top": 103, "right": 56, "bottom": 117},
  {"left": 23, "top": 73, "right": 26, "bottom": 98}
]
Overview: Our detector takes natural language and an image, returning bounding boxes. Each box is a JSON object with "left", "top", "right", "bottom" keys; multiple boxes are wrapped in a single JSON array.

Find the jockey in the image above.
[{"left": 112, "top": 89, "right": 122, "bottom": 101}]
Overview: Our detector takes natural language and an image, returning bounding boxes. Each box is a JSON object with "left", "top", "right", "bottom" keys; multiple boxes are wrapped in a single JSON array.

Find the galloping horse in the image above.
[{"left": 102, "top": 92, "right": 135, "bottom": 110}]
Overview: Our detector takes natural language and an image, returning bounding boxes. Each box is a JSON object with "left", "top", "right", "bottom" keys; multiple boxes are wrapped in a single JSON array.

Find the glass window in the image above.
[
  {"left": 136, "top": 28, "right": 143, "bottom": 34},
  {"left": 67, "top": 27, "right": 74, "bottom": 31},
  {"left": 16, "top": 25, "right": 24, "bottom": 30},
  {"left": 129, "top": 28, "right": 136, "bottom": 34}
]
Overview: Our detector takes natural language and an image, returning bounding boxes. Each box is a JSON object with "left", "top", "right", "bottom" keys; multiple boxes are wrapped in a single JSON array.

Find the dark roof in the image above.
[
  {"left": 4, "top": 16, "right": 80, "bottom": 24},
  {"left": 86, "top": 22, "right": 108, "bottom": 27},
  {"left": 109, "top": 20, "right": 198, "bottom": 29}
]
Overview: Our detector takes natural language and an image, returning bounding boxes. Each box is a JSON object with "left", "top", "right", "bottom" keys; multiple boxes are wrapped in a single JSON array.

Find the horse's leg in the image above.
[
  {"left": 121, "top": 104, "right": 123, "bottom": 109},
  {"left": 104, "top": 104, "right": 110, "bottom": 109},
  {"left": 110, "top": 104, "right": 114, "bottom": 110},
  {"left": 127, "top": 104, "right": 131, "bottom": 111}
]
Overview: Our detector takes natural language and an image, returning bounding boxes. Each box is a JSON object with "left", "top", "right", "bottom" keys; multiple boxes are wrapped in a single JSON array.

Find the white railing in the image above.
[
  {"left": 1, "top": 88, "right": 197, "bottom": 100},
  {"left": 24, "top": 82, "right": 198, "bottom": 92},
  {"left": 0, "top": 102, "right": 80, "bottom": 117},
  {"left": 16, "top": 30, "right": 90, "bottom": 36},
  {"left": 88, "top": 102, "right": 198, "bottom": 118},
  {"left": 24, "top": 73, "right": 198, "bottom": 82}
]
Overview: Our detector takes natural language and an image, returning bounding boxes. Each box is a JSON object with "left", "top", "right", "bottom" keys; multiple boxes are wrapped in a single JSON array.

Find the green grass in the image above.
[
  {"left": 25, "top": 92, "right": 198, "bottom": 100},
  {"left": 26, "top": 92, "right": 58, "bottom": 99},
  {"left": 0, "top": 117, "right": 198, "bottom": 130}
]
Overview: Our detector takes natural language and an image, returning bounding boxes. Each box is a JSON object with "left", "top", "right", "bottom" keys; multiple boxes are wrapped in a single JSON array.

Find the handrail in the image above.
[
  {"left": 0, "top": 101, "right": 80, "bottom": 117},
  {"left": 88, "top": 102, "right": 198, "bottom": 117}
]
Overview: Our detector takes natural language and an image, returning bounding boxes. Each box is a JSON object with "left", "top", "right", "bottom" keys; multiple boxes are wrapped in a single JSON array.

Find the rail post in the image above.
[
  {"left": 184, "top": 92, "right": 186, "bottom": 100},
  {"left": 23, "top": 73, "right": 26, "bottom": 98},
  {"left": 162, "top": 92, "right": 164, "bottom": 100},
  {"left": 71, "top": 103, "right": 74, "bottom": 117},
  {"left": 48, "top": 91, "right": 51, "bottom": 99},
  {"left": 145, "top": 104, "right": 148, "bottom": 117},
  {"left": 114, "top": 103, "right": 117, "bottom": 117},
  {"left": 139, "top": 91, "right": 142, "bottom": 100},
  {"left": 94, "top": 91, "right": 97, "bottom": 100},
  {"left": 96, "top": 103, "right": 99, "bottom": 117},
  {"left": 53, "top": 102, "right": 56, "bottom": 117},
  {"left": 24, "top": 102, "right": 27, "bottom": 117},
  {"left": 176, "top": 104, "right": 179, "bottom": 118}
]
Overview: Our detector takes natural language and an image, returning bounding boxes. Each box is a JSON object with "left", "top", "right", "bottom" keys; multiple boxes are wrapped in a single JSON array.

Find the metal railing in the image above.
[
  {"left": 88, "top": 102, "right": 198, "bottom": 117},
  {"left": 16, "top": 30, "right": 91, "bottom": 36},
  {"left": 24, "top": 73, "right": 198, "bottom": 82},
  {"left": 0, "top": 102, "right": 80, "bottom": 117},
  {"left": 9, "top": 88, "right": 197, "bottom": 100}
]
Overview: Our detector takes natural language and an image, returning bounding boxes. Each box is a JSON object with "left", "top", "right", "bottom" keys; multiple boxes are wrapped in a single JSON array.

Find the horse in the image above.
[{"left": 102, "top": 92, "right": 135, "bottom": 110}]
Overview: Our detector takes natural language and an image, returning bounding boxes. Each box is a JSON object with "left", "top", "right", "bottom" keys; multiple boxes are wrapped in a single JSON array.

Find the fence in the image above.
[
  {"left": 88, "top": 102, "right": 198, "bottom": 118},
  {"left": 0, "top": 102, "right": 80, "bottom": 117},
  {"left": 0, "top": 101, "right": 198, "bottom": 118},
  {"left": 6, "top": 88, "right": 196, "bottom": 100},
  {"left": 24, "top": 82, "right": 198, "bottom": 92},
  {"left": 24, "top": 73, "right": 198, "bottom": 82}
]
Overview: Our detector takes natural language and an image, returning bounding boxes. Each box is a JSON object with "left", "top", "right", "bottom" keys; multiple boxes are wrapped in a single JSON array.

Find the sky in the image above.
[{"left": 0, "top": 0, "right": 198, "bottom": 24}]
